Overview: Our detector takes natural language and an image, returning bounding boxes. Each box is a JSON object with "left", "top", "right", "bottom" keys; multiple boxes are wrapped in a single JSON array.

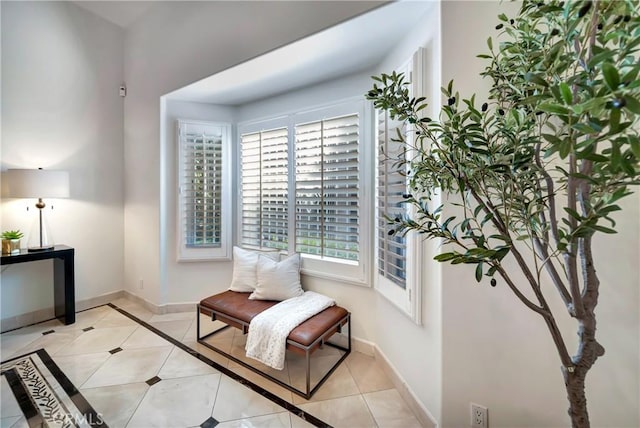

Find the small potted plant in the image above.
[{"left": 2, "top": 230, "right": 24, "bottom": 255}]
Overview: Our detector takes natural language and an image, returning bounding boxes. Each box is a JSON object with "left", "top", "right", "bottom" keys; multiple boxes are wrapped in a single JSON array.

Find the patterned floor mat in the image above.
[{"left": 1, "top": 349, "right": 105, "bottom": 427}]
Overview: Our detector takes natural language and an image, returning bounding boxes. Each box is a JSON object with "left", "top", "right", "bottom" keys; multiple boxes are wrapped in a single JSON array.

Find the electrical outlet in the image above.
[
  {"left": 470, "top": 403, "right": 488, "bottom": 428},
  {"left": 138, "top": 279, "right": 144, "bottom": 289}
]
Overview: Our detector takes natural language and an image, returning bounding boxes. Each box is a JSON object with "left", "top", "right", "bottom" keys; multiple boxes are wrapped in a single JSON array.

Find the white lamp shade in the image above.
[{"left": 5, "top": 169, "right": 70, "bottom": 198}]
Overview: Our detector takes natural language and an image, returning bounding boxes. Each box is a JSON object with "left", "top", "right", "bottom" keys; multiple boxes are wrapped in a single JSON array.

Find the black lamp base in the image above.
[{"left": 28, "top": 245, "right": 55, "bottom": 252}]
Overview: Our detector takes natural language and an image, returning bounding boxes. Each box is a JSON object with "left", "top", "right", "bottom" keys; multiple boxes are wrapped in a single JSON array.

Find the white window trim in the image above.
[
  {"left": 237, "top": 98, "right": 373, "bottom": 286},
  {"left": 374, "top": 48, "right": 425, "bottom": 323},
  {"left": 176, "top": 119, "right": 232, "bottom": 262}
]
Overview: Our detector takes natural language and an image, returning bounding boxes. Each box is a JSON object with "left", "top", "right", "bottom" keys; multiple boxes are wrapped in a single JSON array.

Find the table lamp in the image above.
[{"left": 5, "top": 168, "right": 69, "bottom": 252}]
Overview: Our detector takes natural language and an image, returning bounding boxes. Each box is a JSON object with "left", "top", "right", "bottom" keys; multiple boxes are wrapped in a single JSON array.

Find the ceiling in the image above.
[
  {"left": 70, "top": 1, "right": 435, "bottom": 106},
  {"left": 165, "top": 1, "right": 435, "bottom": 106},
  {"left": 72, "top": 1, "right": 155, "bottom": 28}
]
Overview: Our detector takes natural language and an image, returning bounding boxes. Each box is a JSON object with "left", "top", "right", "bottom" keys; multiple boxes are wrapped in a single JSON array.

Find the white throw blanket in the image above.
[{"left": 245, "top": 291, "right": 335, "bottom": 370}]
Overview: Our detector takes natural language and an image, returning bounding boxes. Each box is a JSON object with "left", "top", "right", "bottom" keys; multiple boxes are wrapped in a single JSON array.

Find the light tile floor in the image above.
[{"left": 0, "top": 298, "right": 424, "bottom": 428}]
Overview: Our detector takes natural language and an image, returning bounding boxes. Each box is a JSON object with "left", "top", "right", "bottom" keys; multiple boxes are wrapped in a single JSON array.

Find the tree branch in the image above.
[
  {"left": 494, "top": 265, "right": 547, "bottom": 316},
  {"left": 579, "top": 236, "right": 600, "bottom": 312},
  {"left": 534, "top": 238, "right": 573, "bottom": 310},
  {"left": 566, "top": 155, "right": 586, "bottom": 319},
  {"left": 533, "top": 141, "right": 573, "bottom": 311},
  {"left": 465, "top": 179, "right": 562, "bottom": 323},
  {"left": 535, "top": 141, "right": 560, "bottom": 244},
  {"left": 495, "top": 253, "right": 574, "bottom": 371}
]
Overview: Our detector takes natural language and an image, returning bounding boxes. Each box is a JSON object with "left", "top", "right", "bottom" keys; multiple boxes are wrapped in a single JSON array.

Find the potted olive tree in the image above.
[
  {"left": 367, "top": 1, "right": 639, "bottom": 427},
  {"left": 2, "top": 230, "right": 24, "bottom": 255}
]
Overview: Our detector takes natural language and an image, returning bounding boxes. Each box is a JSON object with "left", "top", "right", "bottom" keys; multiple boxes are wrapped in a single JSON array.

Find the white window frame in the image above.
[
  {"left": 375, "top": 49, "right": 425, "bottom": 323},
  {"left": 237, "top": 99, "right": 373, "bottom": 286},
  {"left": 176, "top": 119, "right": 232, "bottom": 261}
]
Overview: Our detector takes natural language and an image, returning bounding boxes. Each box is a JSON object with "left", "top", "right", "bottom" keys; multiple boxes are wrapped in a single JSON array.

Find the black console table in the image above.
[{"left": 1, "top": 245, "right": 75, "bottom": 325}]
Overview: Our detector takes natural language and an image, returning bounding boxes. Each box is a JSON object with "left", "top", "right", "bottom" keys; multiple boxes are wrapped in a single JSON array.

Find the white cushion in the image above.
[
  {"left": 249, "top": 253, "right": 304, "bottom": 301},
  {"left": 229, "top": 247, "right": 280, "bottom": 292}
]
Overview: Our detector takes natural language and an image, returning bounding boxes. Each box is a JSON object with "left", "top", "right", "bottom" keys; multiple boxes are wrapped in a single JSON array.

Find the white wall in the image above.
[
  {"left": 439, "top": 2, "right": 639, "bottom": 427},
  {"left": 123, "top": 0, "right": 385, "bottom": 307},
  {"left": 0, "top": 1, "right": 124, "bottom": 323},
  {"left": 161, "top": 99, "right": 236, "bottom": 304},
  {"left": 371, "top": 3, "right": 444, "bottom": 423}
]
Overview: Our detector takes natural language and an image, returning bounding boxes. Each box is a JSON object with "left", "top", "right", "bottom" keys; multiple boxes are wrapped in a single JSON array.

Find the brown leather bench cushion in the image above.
[
  {"left": 200, "top": 290, "right": 277, "bottom": 324},
  {"left": 288, "top": 305, "right": 348, "bottom": 346},
  {"left": 199, "top": 290, "right": 348, "bottom": 347}
]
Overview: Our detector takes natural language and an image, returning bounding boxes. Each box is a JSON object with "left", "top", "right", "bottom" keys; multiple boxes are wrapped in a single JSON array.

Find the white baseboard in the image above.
[
  {"left": 1, "top": 290, "right": 125, "bottom": 333},
  {"left": 374, "top": 344, "right": 438, "bottom": 428},
  {"left": 77, "top": 290, "right": 125, "bottom": 311},
  {"left": 1, "top": 307, "right": 55, "bottom": 333},
  {"left": 324, "top": 328, "right": 437, "bottom": 427},
  {"left": 352, "top": 336, "right": 375, "bottom": 356},
  {"left": 122, "top": 290, "right": 162, "bottom": 314},
  {"left": 122, "top": 291, "right": 196, "bottom": 315},
  {"left": 159, "top": 301, "right": 197, "bottom": 313}
]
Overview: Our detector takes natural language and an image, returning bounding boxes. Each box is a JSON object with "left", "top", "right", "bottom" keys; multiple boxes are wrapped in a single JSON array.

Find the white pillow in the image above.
[
  {"left": 249, "top": 253, "right": 304, "bottom": 301},
  {"left": 229, "top": 247, "right": 280, "bottom": 292}
]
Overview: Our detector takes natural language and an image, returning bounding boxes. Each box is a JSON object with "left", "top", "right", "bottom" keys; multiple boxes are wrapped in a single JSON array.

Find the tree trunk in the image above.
[{"left": 563, "top": 366, "right": 590, "bottom": 428}]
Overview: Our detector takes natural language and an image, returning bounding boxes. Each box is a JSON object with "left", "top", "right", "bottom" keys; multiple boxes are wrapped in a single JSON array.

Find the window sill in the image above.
[{"left": 301, "top": 267, "right": 369, "bottom": 287}]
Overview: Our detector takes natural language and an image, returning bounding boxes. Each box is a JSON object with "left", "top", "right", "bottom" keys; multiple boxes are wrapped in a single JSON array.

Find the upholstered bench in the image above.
[{"left": 197, "top": 290, "right": 351, "bottom": 398}]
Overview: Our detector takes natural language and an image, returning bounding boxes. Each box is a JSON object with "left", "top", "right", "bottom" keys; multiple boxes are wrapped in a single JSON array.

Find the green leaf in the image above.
[
  {"left": 598, "top": 205, "right": 621, "bottom": 214},
  {"left": 494, "top": 248, "right": 510, "bottom": 261},
  {"left": 624, "top": 96, "right": 640, "bottom": 114},
  {"left": 475, "top": 262, "right": 483, "bottom": 283},
  {"left": 622, "top": 65, "right": 640, "bottom": 85},
  {"left": 542, "top": 133, "right": 563, "bottom": 145},
  {"left": 572, "top": 123, "right": 598, "bottom": 135},
  {"left": 434, "top": 252, "right": 458, "bottom": 262},
  {"left": 538, "top": 103, "right": 570, "bottom": 115},
  {"left": 580, "top": 152, "right": 608, "bottom": 162},
  {"left": 564, "top": 207, "right": 582, "bottom": 220},
  {"left": 524, "top": 72, "right": 548, "bottom": 87},
  {"left": 488, "top": 234, "right": 509, "bottom": 242},
  {"left": 559, "top": 140, "right": 571, "bottom": 159},
  {"left": 602, "top": 63, "right": 620, "bottom": 91},
  {"left": 630, "top": 137, "right": 640, "bottom": 158},
  {"left": 587, "top": 49, "right": 616, "bottom": 69},
  {"left": 559, "top": 82, "right": 572, "bottom": 104},
  {"left": 609, "top": 108, "right": 621, "bottom": 133},
  {"left": 487, "top": 37, "right": 493, "bottom": 51},
  {"left": 611, "top": 142, "right": 622, "bottom": 170},
  {"left": 590, "top": 224, "right": 617, "bottom": 234}
]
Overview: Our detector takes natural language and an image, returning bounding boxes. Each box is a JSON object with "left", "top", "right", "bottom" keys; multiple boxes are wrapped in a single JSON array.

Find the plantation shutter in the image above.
[
  {"left": 240, "top": 127, "right": 289, "bottom": 250},
  {"left": 179, "top": 122, "right": 224, "bottom": 248},
  {"left": 295, "top": 113, "right": 360, "bottom": 261},
  {"left": 377, "top": 111, "right": 407, "bottom": 288}
]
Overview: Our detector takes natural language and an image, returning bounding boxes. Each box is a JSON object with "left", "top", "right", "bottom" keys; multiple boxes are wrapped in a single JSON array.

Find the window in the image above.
[
  {"left": 177, "top": 120, "right": 232, "bottom": 261},
  {"left": 240, "top": 127, "right": 289, "bottom": 250},
  {"left": 375, "top": 49, "right": 424, "bottom": 323},
  {"left": 377, "top": 112, "right": 408, "bottom": 287},
  {"left": 238, "top": 100, "right": 371, "bottom": 284},
  {"left": 294, "top": 114, "right": 360, "bottom": 262}
]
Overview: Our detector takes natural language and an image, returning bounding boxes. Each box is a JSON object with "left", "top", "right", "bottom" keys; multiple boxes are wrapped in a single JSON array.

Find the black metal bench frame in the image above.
[{"left": 196, "top": 303, "right": 351, "bottom": 399}]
